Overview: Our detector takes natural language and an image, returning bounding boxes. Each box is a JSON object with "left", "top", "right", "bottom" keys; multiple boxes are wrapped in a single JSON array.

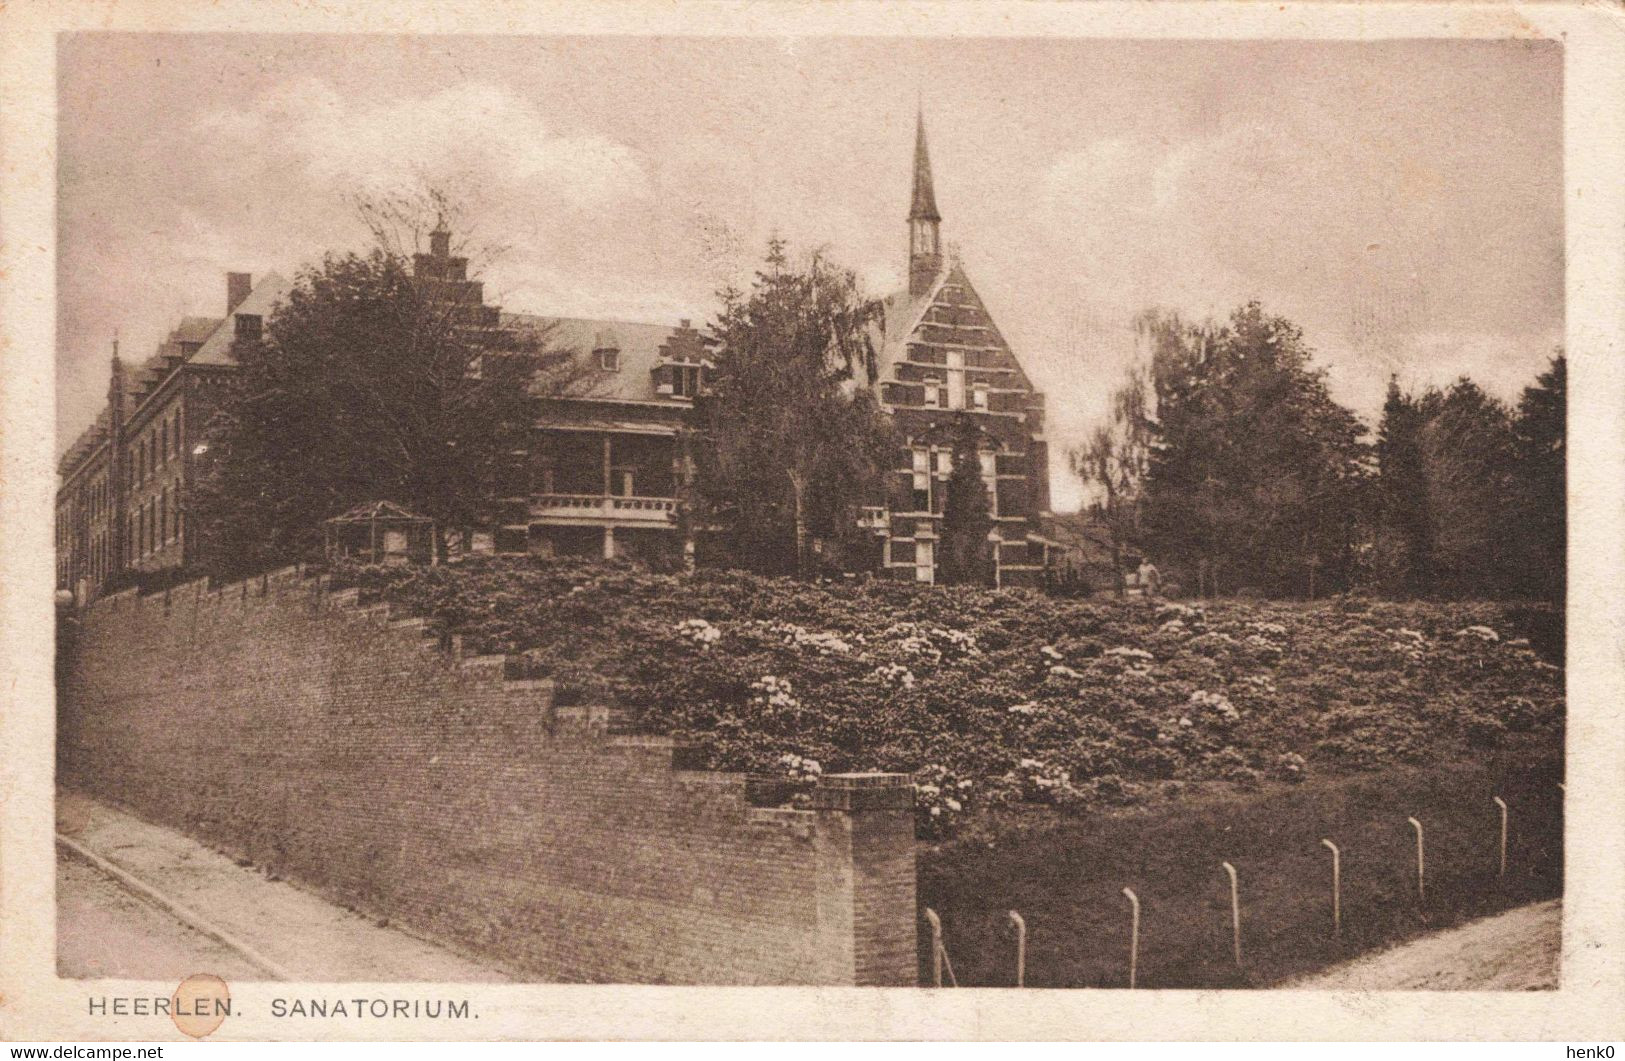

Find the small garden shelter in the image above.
[{"left": 323, "top": 501, "right": 436, "bottom": 565}]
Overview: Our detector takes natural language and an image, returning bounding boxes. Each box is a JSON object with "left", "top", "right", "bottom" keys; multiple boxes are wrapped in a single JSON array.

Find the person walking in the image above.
[{"left": 1137, "top": 558, "right": 1161, "bottom": 601}]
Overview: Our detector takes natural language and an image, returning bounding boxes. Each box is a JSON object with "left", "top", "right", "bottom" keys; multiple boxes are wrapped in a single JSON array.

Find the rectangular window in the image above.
[
  {"left": 914, "top": 540, "right": 935, "bottom": 583},
  {"left": 946, "top": 351, "right": 966, "bottom": 410},
  {"left": 911, "top": 448, "right": 930, "bottom": 493},
  {"left": 159, "top": 491, "right": 167, "bottom": 547},
  {"left": 671, "top": 364, "right": 701, "bottom": 398},
  {"left": 922, "top": 382, "right": 940, "bottom": 408},
  {"left": 972, "top": 386, "right": 989, "bottom": 410},
  {"left": 598, "top": 348, "right": 620, "bottom": 371},
  {"left": 235, "top": 314, "right": 262, "bottom": 342}
]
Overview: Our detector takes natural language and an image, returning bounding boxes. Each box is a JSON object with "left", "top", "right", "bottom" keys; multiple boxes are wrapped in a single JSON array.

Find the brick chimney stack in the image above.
[{"left": 227, "top": 272, "right": 253, "bottom": 314}]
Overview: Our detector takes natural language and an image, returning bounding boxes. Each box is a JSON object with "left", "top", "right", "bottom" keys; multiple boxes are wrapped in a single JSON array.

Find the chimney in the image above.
[
  {"left": 430, "top": 227, "right": 451, "bottom": 259},
  {"left": 227, "top": 272, "right": 253, "bottom": 314}
]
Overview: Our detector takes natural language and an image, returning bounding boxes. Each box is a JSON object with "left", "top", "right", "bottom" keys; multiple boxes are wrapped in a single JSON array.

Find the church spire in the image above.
[
  {"left": 908, "top": 108, "right": 943, "bottom": 299},
  {"left": 910, "top": 108, "right": 941, "bottom": 223}
]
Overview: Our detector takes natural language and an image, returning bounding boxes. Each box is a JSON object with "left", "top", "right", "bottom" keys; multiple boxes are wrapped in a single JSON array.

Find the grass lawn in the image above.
[{"left": 918, "top": 755, "right": 1562, "bottom": 988}]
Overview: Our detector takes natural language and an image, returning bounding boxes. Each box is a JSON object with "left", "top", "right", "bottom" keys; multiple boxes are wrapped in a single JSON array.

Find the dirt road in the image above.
[{"left": 1289, "top": 900, "right": 1560, "bottom": 990}]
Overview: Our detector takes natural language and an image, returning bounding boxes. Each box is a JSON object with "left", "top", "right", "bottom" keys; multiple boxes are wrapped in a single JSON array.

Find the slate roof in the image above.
[
  {"left": 500, "top": 312, "right": 698, "bottom": 406},
  {"left": 192, "top": 272, "right": 290, "bottom": 366}
]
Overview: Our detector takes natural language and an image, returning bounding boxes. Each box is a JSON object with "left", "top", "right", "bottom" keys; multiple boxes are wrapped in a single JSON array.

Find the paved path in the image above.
[
  {"left": 57, "top": 791, "right": 511, "bottom": 983},
  {"left": 1289, "top": 900, "right": 1561, "bottom": 990}
]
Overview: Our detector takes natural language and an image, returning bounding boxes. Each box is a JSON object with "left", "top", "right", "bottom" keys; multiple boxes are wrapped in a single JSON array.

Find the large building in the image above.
[
  {"left": 869, "top": 114, "right": 1054, "bottom": 587},
  {"left": 57, "top": 115, "right": 1056, "bottom": 593},
  {"left": 54, "top": 271, "right": 287, "bottom": 600}
]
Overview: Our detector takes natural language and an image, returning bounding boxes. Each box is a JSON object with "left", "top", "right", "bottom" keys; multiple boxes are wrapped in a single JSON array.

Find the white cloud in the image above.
[{"left": 200, "top": 77, "right": 648, "bottom": 213}]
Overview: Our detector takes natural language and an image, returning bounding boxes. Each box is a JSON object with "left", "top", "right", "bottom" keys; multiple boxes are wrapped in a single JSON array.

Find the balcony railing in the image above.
[{"left": 530, "top": 493, "right": 678, "bottom": 525}]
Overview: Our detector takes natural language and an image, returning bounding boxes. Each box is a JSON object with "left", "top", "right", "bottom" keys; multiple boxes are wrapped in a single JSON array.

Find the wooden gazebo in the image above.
[{"left": 323, "top": 501, "right": 436, "bottom": 566}]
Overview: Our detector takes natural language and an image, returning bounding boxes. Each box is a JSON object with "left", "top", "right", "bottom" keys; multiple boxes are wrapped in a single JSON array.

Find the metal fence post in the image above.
[
  {"left": 924, "top": 907, "right": 943, "bottom": 987},
  {"left": 1221, "top": 861, "right": 1242, "bottom": 967},
  {"left": 1008, "top": 910, "right": 1026, "bottom": 988},
  {"left": 1321, "top": 839, "right": 1341, "bottom": 938},
  {"left": 1493, "top": 796, "right": 1508, "bottom": 877},
  {"left": 1122, "top": 887, "right": 1140, "bottom": 990},
  {"left": 1408, "top": 816, "right": 1426, "bottom": 902}
]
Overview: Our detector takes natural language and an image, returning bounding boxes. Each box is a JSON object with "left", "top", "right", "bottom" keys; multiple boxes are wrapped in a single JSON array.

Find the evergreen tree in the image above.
[
  {"left": 938, "top": 413, "right": 996, "bottom": 586},
  {"left": 1373, "top": 377, "right": 1434, "bottom": 595},
  {"left": 1415, "top": 378, "right": 1518, "bottom": 598},
  {"left": 1512, "top": 353, "right": 1565, "bottom": 602},
  {"left": 1140, "top": 302, "right": 1369, "bottom": 597},
  {"left": 694, "top": 239, "right": 897, "bottom": 576}
]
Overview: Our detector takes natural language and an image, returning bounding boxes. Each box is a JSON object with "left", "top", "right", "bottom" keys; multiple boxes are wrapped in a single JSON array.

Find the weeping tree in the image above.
[
  {"left": 694, "top": 238, "right": 898, "bottom": 576},
  {"left": 1071, "top": 348, "right": 1154, "bottom": 595}
]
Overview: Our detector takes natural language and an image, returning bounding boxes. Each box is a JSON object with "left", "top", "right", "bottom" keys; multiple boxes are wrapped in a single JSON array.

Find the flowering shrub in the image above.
[
  {"left": 750, "top": 675, "right": 799, "bottom": 712},
  {"left": 869, "top": 663, "right": 916, "bottom": 689},
  {"left": 1187, "top": 689, "right": 1241, "bottom": 725},
  {"left": 914, "top": 763, "right": 973, "bottom": 838},
  {"left": 768, "top": 622, "right": 853, "bottom": 655},
  {"left": 675, "top": 618, "right": 722, "bottom": 649},
  {"left": 779, "top": 752, "right": 822, "bottom": 781},
  {"left": 337, "top": 557, "right": 1564, "bottom": 839}
]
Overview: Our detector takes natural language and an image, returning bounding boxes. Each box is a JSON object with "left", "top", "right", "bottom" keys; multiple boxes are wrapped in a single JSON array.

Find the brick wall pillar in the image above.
[{"left": 811, "top": 772, "right": 918, "bottom": 986}]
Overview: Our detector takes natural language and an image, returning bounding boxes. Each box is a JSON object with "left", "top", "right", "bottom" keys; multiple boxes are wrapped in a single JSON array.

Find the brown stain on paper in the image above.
[{"left": 170, "top": 974, "right": 229, "bottom": 1039}]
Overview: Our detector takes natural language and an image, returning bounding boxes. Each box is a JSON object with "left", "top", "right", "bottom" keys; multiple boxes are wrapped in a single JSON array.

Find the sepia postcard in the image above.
[{"left": 2, "top": 0, "right": 1623, "bottom": 1043}]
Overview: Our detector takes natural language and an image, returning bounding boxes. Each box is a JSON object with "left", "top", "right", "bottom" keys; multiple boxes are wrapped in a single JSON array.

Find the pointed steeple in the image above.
[
  {"left": 909, "top": 108, "right": 941, "bottom": 223},
  {"left": 908, "top": 108, "right": 944, "bottom": 299}
]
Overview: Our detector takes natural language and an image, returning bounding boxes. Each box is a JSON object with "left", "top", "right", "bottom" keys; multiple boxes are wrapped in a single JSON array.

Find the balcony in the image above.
[{"left": 530, "top": 493, "right": 678, "bottom": 527}]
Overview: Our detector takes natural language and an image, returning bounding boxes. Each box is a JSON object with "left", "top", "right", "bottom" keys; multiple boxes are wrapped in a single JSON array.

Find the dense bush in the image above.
[{"left": 336, "top": 557, "right": 1564, "bottom": 831}]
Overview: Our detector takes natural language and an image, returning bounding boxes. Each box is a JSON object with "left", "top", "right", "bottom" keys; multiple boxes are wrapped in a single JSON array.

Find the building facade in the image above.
[
  {"left": 55, "top": 272, "right": 286, "bottom": 600},
  {"left": 869, "top": 114, "right": 1054, "bottom": 587},
  {"left": 57, "top": 116, "right": 1056, "bottom": 593}
]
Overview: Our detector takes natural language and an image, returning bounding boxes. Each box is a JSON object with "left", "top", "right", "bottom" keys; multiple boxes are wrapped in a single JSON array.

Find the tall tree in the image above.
[
  {"left": 1512, "top": 353, "right": 1565, "bottom": 602},
  {"left": 694, "top": 239, "right": 897, "bottom": 576},
  {"left": 1070, "top": 355, "right": 1153, "bottom": 595},
  {"left": 938, "top": 413, "right": 996, "bottom": 586},
  {"left": 1140, "top": 302, "right": 1369, "bottom": 597},
  {"left": 1373, "top": 376, "right": 1435, "bottom": 596},
  {"left": 1414, "top": 378, "right": 1518, "bottom": 598},
  {"left": 193, "top": 209, "right": 576, "bottom": 576}
]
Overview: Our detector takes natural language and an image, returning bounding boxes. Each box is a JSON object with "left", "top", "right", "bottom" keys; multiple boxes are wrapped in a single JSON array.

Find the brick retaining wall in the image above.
[{"left": 57, "top": 567, "right": 917, "bottom": 984}]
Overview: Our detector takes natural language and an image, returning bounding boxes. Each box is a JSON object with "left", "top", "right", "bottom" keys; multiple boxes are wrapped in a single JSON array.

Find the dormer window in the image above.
[
  {"left": 593, "top": 329, "right": 621, "bottom": 372},
  {"left": 234, "top": 313, "right": 262, "bottom": 342},
  {"left": 672, "top": 363, "right": 702, "bottom": 399}
]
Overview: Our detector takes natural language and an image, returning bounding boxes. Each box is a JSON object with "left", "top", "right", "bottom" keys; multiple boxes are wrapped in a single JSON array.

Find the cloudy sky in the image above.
[{"left": 58, "top": 34, "right": 1562, "bottom": 511}]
